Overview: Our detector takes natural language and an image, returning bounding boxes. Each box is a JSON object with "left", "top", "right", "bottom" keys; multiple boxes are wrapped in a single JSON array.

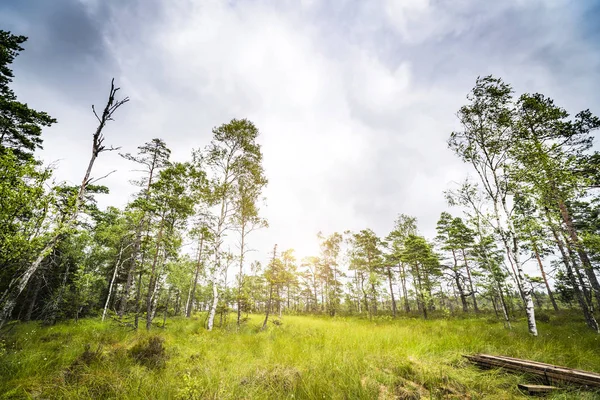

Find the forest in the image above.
[{"left": 1, "top": 28, "right": 600, "bottom": 399}]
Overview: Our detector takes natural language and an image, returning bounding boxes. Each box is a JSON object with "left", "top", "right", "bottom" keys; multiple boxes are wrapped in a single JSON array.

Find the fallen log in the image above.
[{"left": 464, "top": 354, "right": 600, "bottom": 389}]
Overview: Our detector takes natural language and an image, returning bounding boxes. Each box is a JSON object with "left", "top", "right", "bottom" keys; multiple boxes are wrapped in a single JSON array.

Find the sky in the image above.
[{"left": 1, "top": 0, "right": 600, "bottom": 266}]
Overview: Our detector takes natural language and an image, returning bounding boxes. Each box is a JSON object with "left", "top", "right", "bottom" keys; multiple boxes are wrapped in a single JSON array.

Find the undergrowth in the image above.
[{"left": 0, "top": 312, "right": 599, "bottom": 399}]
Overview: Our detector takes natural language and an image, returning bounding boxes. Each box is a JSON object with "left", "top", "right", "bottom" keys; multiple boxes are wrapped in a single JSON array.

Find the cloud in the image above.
[{"left": 2, "top": 0, "right": 599, "bottom": 271}]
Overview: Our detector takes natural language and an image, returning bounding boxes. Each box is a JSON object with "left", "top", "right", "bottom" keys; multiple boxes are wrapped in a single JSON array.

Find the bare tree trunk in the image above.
[
  {"left": 557, "top": 200, "right": 600, "bottom": 308},
  {"left": 25, "top": 273, "right": 43, "bottom": 322},
  {"left": 497, "top": 281, "right": 512, "bottom": 329},
  {"left": 399, "top": 264, "right": 410, "bottom": 312},
  {"left": 548, "top": 219, "right": 598, "bottom": 332},
  {"left": 461, "top": 248, "right": 478, "bottom": 312},
  {"left": 162, "top": 288, "right": 170, "bottom": 328},
  {"left": 146, "top": 215, "right": 165, "bottom": 330},
  {"left": 103, "top": 242, "right": 125, "bottom": 322},
  {"left": 414, "top": 262, "right": 427, "bottom": 319},
  {"left": 370, "top": 281, "right": 378, "bottom": 316},
  {"left": 491, "top": 295, "right": 499, "bottom": 318},
  {"left": 532, "top": 243, "right": 558, "bottom": 311},
  {"left": 452, "top": 250, "right": 469, "bottom": 312},
  {"left": 386, "top": 267, "right": 397, "bottom": 317},
  {"left": 262, "top": 283, "right": 273, "bottom": 330},
  {"left": 496, "top": 198, "right": 537, "bottom": 336},
  {"left": 46, "top": 259, "right": 70, "bottom": 326},
  {"left": 207, "top": 194, "right": 229, "bottom": 331},
  {"left": 187, "top": 237, "right": 204, "bottom": 318},
  {"left": 237, "top": 224, "right": 246, "bottom": 327}
]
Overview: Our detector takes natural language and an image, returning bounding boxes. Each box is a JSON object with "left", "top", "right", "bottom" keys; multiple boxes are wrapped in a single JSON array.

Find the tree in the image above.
[
  {"left": 401, "top": 235, "right": 440, "bottom": 319},
  {"left": 0, "top": 151, "right": 53, "bottom": 286},
  {"left": 233, "top": 161, "right": 267, "bottom": 327},
  {"left": 0, "top": 79, "right": 128, "bottom": 328},
  {"left": 511, "top": 93, "right": 600, "bottom": 310},
  {"left": 386, "top": 214, "right": 418, "bottom": 314},
  {"left": 262, "top": 244, "right": 283, "bottom": 330},
  {"left": 513, "top": 197, "right": 559, "bottom": 311},
  {"left": 0, "top": 31, "right": 56, "bottom": 162},
  {"left": 201, "top": 118, "right": 265, "bottom": 331},
  {"left": 436, "top": 212, "right": 470, "bottom": 312},
  {"left": 351, "top": 229, "right": 384, "bottom": 317},
  {"left": 144, "top": 162, "right": 197, "bottom": 330},
  {"left": 318, "top": 232, "right": 343, "bottom": 316},
  {"left": 448, "top": 76, "right": 538, "bottom": 336},
  {"left": 118, "top": 138, "right": 171, "bottom": 317}
]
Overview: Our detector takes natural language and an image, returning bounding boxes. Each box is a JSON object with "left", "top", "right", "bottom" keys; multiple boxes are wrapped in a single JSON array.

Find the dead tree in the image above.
[{"left": 0, "top": 79, "right": 128, "bottom": 328}]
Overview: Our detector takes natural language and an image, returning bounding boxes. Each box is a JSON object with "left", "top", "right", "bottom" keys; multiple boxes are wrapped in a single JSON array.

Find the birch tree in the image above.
[
  {"left": 233, "top": 164, "right": 267, "bottom": 327},
  {"left": 448, "top": 76, "right": 538, "bottom": 336},
  {"left": 201, "top": 119, "right": 265, "bottom": 331}
]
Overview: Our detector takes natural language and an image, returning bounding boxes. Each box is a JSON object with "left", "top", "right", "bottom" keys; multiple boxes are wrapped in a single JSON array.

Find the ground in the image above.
[{"left": 1, "top": 312, "right": 599, "bottom": 399}]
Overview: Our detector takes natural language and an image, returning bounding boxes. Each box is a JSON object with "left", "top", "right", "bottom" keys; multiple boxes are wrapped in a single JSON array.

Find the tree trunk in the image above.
[
  {"left": 0, "top": 235, "right": 61, "bottom": 328},
  {"left": 103, "top": 242, "right": 125, "bottom": 322},
  {"left": 0, "top": 80, "right": 126, "bottom": 329},
  {"left": 496, "top": 197, "right": 537, "bottom": 336},
  {"left": 146, "top": 215, "right": 165, "bottom": 330},
  {"left": 118, "top": 230, "right": 141, "bottom": 318},
  {"left": 452, "top": 250, "right": 469, "bottom": 312},
  {"left": 262, "top": 283, "right": 274, "bottom": 330},
  {"left": 532, "top": 242, "right": 558, "bottom": 311},
  {"left": 25, "top": 273, "right": 43, "bottom": 322},
  {"left": 387, "top": 267, "right": 397, "bottom": 317},
  {"left": 162, "top": 288, "right": 170, "bottom": 328},
  {"left": 237, "top": 224, "right": 245, "bottom": 327},
  {"left": 548, "top": 219, "right": 598, "bottom": 332},
  {"left": 187, "top": 237, "right": 204, "bottom": 318},
  {"left": 461, "top": 248, "right": 478, "bottom": 312},
  {"left": 497, "top": 281, "right": 512, "bottom": 329},
  {"left": 557, "top": 200, "right": 600, "bottom": 309},
  {"left": 414, "top": 262, "right": 427, "bottom": 319},
  {"left": 207, "top": 191, "right": 229, "bottom": 331},
  {"left": 46, "top": 260, "right": 70, "bottom": 326},
  {"left": 399, "top": 264, "right": 410, "bottom": 312}
]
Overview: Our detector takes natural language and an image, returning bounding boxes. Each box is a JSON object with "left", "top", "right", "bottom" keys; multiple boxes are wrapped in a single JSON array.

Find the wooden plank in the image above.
[
  {"left": 475, "top": 354, "right": 600, "bottom": 383},
  {"left": 474, "top": 355, "right": 600, "bottom": 384},
  {"left": 517, "top": 384, "right": 559, "bottom": 394},
  {"left": 464, "top": 354, "right": 600, "bottom": 388}
]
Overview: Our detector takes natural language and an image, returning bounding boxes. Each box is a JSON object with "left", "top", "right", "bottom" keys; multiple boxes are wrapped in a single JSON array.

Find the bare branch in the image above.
[{"left": 88, "top": 170, "right": 118, "bottom": 185}]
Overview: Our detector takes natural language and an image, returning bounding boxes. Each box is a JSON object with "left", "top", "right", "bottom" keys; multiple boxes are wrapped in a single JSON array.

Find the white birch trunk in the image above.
[{"left": 102, "top": 243, "right": 125, "bottom": 322}]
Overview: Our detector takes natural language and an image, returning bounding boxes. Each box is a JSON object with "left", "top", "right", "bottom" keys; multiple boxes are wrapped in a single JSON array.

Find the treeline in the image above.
[{"left": 1, "top": 32, "right": 599, "bottom": 336}]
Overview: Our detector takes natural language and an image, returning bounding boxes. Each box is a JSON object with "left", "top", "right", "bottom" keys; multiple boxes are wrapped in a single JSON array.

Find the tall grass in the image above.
[{"left": 1, "top": 312, "right": 599, "bottom": 399}]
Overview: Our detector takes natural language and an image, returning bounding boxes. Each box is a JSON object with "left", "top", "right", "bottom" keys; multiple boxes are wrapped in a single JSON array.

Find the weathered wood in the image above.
[
  {"left": 517, "top": 384, "right": 559, "bottom": 394},
  {"left": 464, "top": 354, "right": 600, "bottom": 389},
  {"left": 474, "top": 354, "right": 600, "bottom": 385}
]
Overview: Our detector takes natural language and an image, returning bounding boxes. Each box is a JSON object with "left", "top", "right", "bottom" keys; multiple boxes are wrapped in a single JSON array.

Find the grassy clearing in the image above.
[{"left": 1, "top": 313, "right": 599, "bottom": 399}]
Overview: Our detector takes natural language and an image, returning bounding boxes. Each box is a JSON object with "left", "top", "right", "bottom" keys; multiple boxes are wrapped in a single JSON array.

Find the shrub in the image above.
[
  {"left": 128, "top": 336, "right": 167, "bottom": 369},
  {"left": 64, "top": 343, "right": 103, "bottom": 383}
]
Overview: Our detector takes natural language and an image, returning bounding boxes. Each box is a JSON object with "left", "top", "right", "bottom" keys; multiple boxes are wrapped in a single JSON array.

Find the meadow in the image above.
[{"left": 1, "top": 313, "right": 599, "bottom": 399}]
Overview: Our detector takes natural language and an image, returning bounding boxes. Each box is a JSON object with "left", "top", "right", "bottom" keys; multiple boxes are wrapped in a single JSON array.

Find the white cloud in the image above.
[{"left": 12, "top": 0, "right": 597, "bottom": 272}]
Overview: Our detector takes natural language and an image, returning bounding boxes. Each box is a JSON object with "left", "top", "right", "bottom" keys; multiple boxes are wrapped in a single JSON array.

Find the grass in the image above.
[{"left": 1, "top": 312, "right": 599, "bottom": 399}]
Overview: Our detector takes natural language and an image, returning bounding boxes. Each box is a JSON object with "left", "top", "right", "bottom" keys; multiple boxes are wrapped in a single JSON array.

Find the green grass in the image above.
[{"left": 1, "top": 312, "right": 599, "bottom": 399}]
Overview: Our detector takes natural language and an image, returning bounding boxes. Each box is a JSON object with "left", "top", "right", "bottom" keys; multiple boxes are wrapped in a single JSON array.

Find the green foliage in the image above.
[
  {"left": 0, "top": 150, "right": 53, "bottom": 280},
  {"left": 0, "top": 30, "right": 56, "bottom": 161}
]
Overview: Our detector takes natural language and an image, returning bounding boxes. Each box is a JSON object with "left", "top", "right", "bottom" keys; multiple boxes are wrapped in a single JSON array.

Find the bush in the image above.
[
  {"left": 64, "top": 343, "right": 104, "bottom": 383},
  {"left": 536, "top": 312, "right": 551, "bottom": 323},
  {"left": 128, "top": 336, "right": 167, "bottom": 369}
]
